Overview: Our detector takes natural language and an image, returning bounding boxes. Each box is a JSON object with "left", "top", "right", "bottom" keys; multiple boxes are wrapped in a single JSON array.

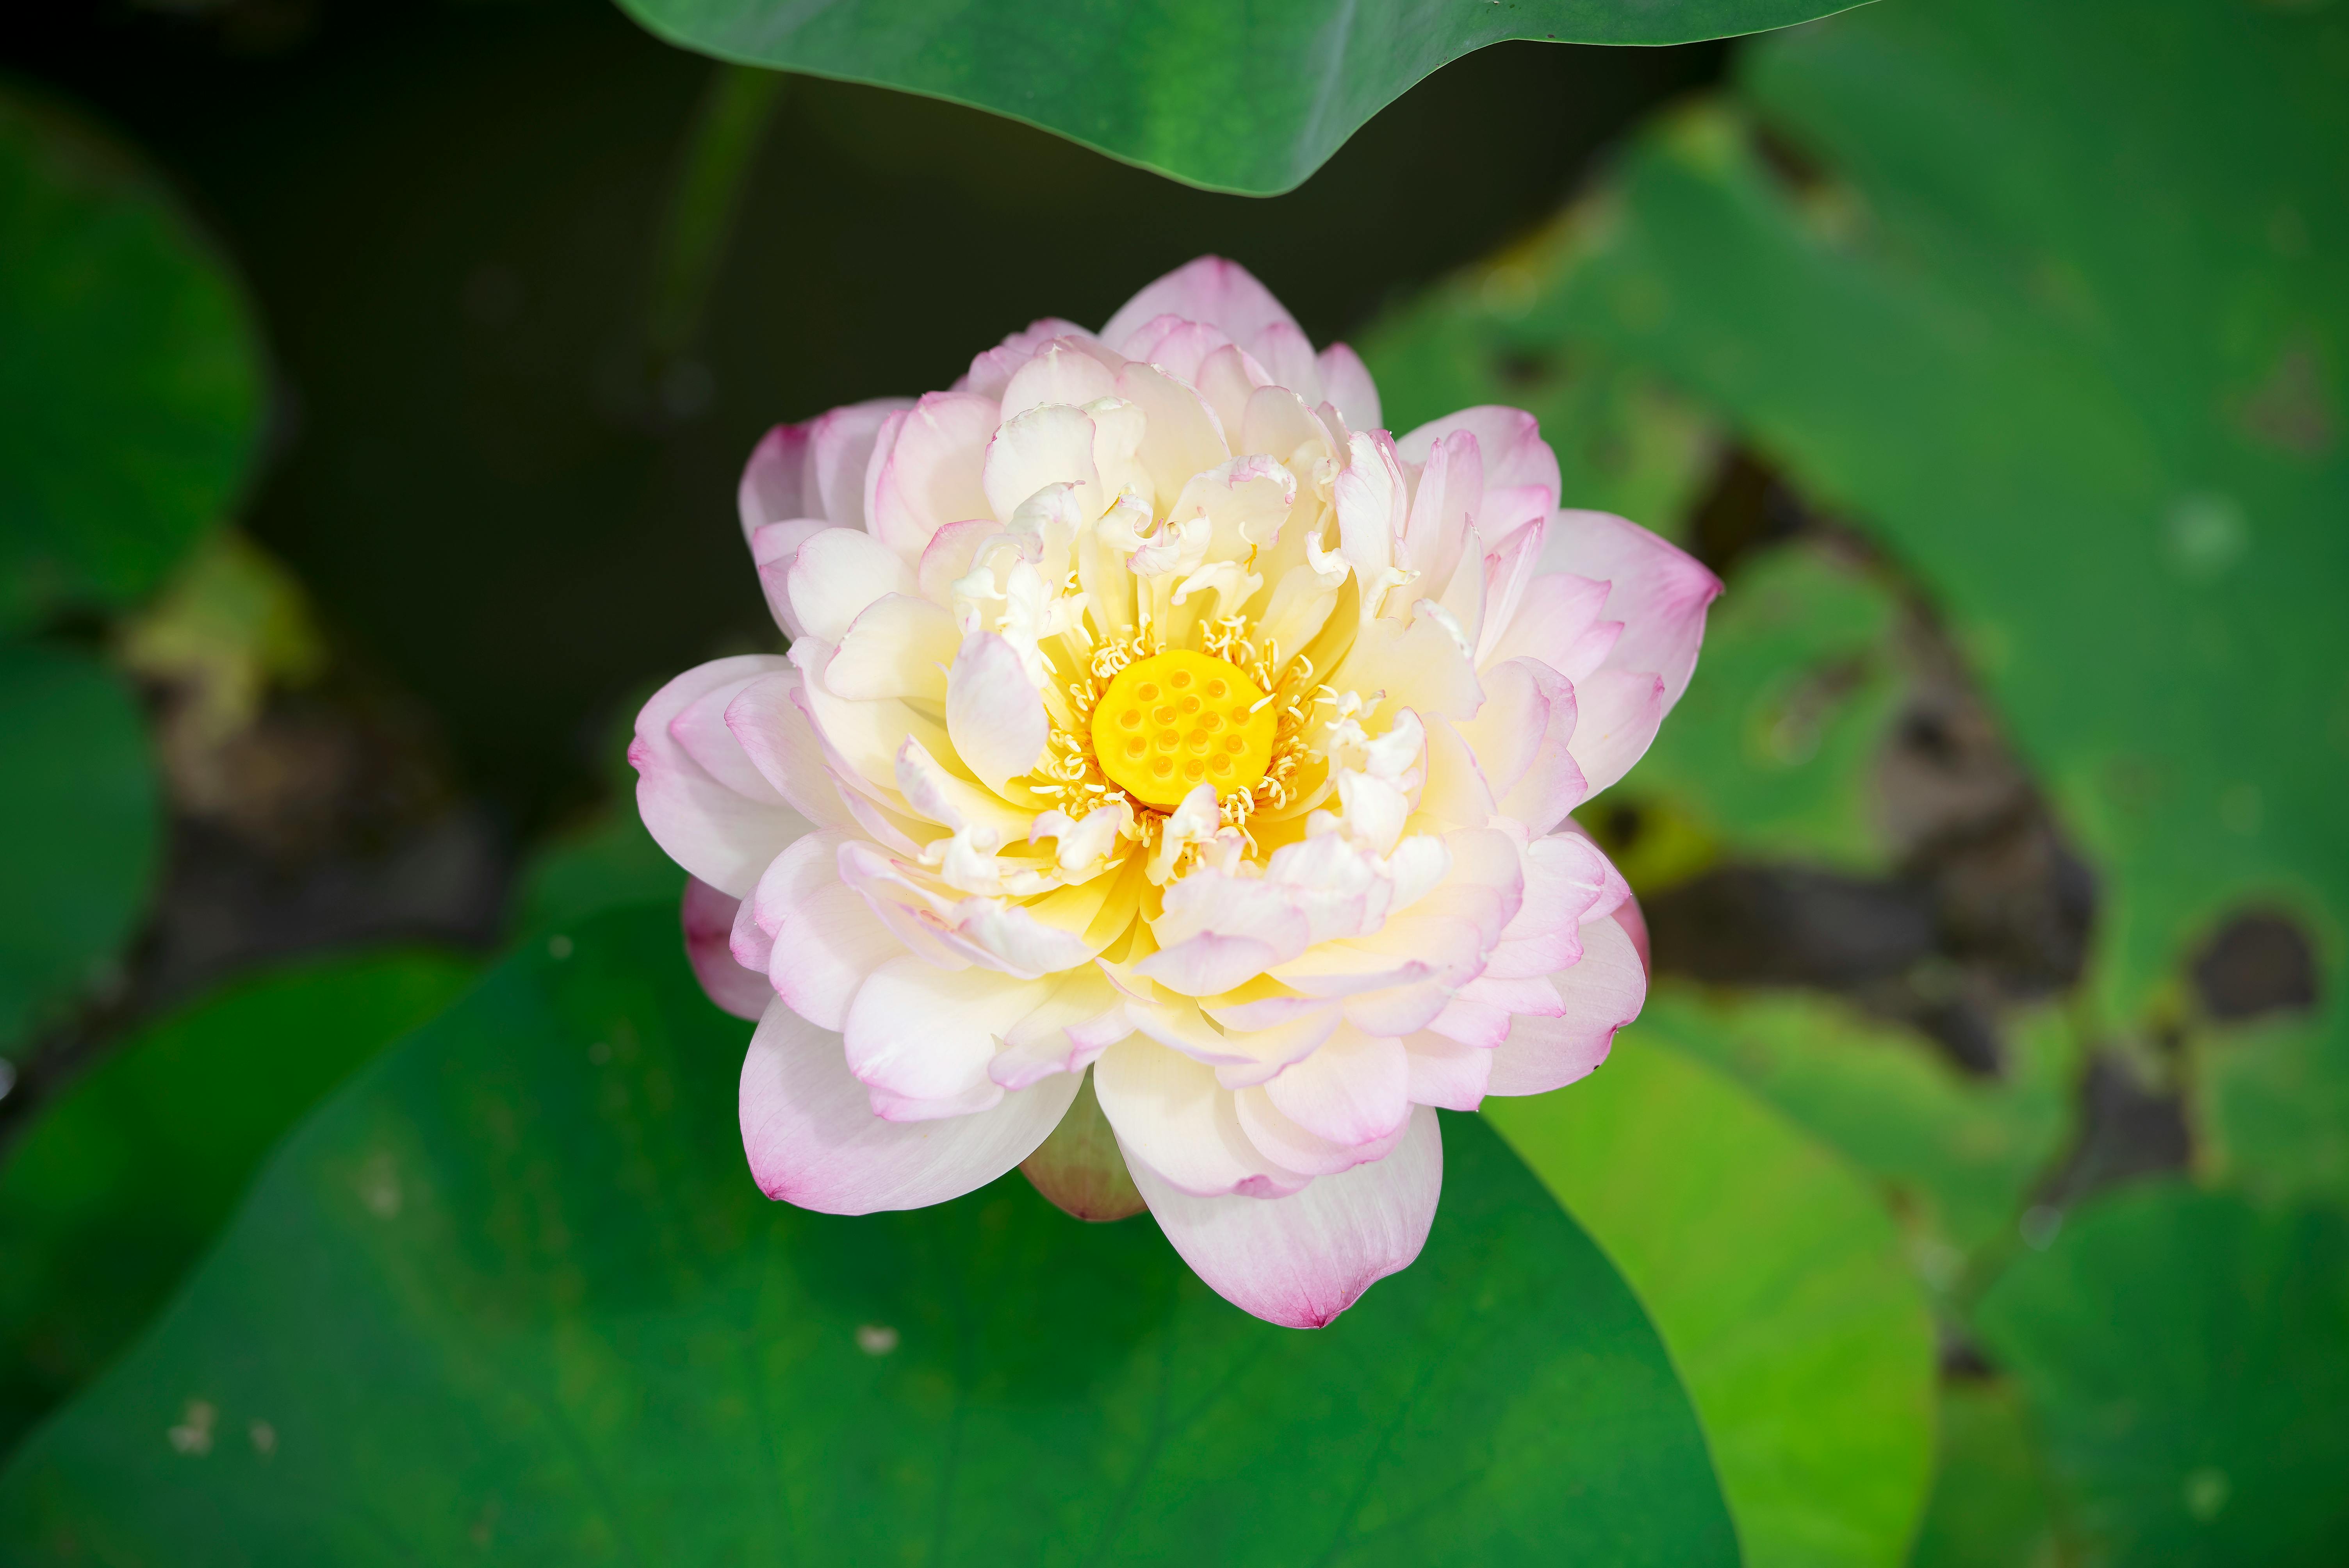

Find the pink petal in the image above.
[
  {"left": 1565, "top": 668, "right": 1668, "bottom": 798},
  {"left": 1537, "top": 509, "right": 1723, "bottom": 710},
  {"left": 959, "top": 317, "right": 1101, "bottom": 401},
  {"left": 868, "top": 390, "right": 998, "bottom": 562},
  {"left": 1483, "top": 911, "right": 1646, "bottom": 1096},
  {"left": 630, "top": 656, "right": 811, "bottom": 898},
  {"left": 1234, "top": 1084, "right": 1408, "bottom": 1175},
  {"left": 741, "top": 997, "right": 1080, "bottom": 1214},
  {"left": 1403, "top": 1031, "right": 1493, "bottom": 1111},
  {"left": 1315, "top": 343, "right": 1381, "bottom": 433},
  {"left": 1396, "top": 406, "right": 1559, "bottom": 508},
  {"left": 1129, "top": 1104, "right": 1443, "bottom": 1329},
  {"left": 737, "top": 423, "right": 814, "bottom": 542},
  {"left": 1481, "top": 570, "right": 1620, "bottom": 680},
  {"left": 1247, "top": 319, "right": 1324, "bottom": 404},
  {"left": 683, "top": 877, "right": 772, "bottom": 1020},
  {"left": 1262, "top": 1027, "right": 1411, "bottom": 1148},
  {"left": 1100, "top": 255, "right": 1303, "bottom": 360},
  {"left": 812, "top": 398, "right": 913, "bottom": 531},
  {"left": 750, "top": 830, "right": 904, "bottom": 1030}
]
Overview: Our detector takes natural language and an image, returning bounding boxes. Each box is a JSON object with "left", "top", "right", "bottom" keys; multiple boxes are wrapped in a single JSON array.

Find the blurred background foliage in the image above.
[{"left": 0, "top": 0, "right": 2343, "bottom": 1562}]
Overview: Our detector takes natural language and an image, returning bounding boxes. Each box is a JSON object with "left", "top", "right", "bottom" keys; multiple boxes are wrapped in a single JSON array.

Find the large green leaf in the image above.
[
  {"left": 1486, "top": 1031, "right": 1936, "bottom": 1568},
  {"left": 1528, "top": 0, "right": 2349, "bottom": 1041},
  {"left": 0, "top": 949, "right": 475, "bottom": 1454},
  {"left": 1972, "top": 1183, "right": 2349, "bottom": 1566},
  {"left": 0, "top": 903, "right": 1736, "bottom": 1564},
  {"left": 1638, "top": 987, "right": 2076, "bottom": 1284},
  {"left": 0, "top": 86, "right": 264, "bottom": 632},
  {"left": 615, "top": 0, "right": 1868, "bottom": 196},
  {"left": 0, "top": 641, "right": 160, "bottom": 1055}
]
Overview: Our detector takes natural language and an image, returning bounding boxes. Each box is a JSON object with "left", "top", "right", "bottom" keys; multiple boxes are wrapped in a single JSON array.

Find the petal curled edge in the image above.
[
  {"left": 740, "top": 996, "right": 1080, "bottom": 1215},
  {"left": 682, "top": 878, "right": 772, "bottom": 1020},
  {"left": 1536, "top": 509, "right": 1722, "bottom": 711},
  {"left": 631, "top": 656, "right": 811, "bottom": 898},
  {"left": 1128, "top": 1104, "right": 1443, "bottom": 1329},
  {"left": 1483, "top": 911, "right": 1647, "bottom": 1096}
]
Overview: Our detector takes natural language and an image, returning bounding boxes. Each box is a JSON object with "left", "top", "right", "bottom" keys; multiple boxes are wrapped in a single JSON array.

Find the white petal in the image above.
[
  {"left": 945, "top": 631, "right": 1049, "bottom": 795},
  {"left": 1094, "top": 1035, "right": 1303, "bottom": 1198},
  {"left": 1484, "top": 911, "right": 1646, "bottom": 1096}
]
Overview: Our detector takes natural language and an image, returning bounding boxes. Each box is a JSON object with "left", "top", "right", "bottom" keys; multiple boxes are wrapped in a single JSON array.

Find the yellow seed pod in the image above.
[{"left": 1091, "top": 650, "right": 1277, "bottom": 809}]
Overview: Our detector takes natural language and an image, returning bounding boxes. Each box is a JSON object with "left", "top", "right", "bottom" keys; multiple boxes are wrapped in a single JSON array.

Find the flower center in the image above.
[{"left": 1091, "top": 650, "right": 1278, "bottom": 809}]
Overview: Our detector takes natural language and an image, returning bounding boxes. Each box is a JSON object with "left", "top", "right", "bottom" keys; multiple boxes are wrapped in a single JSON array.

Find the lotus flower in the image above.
[{"left": 634, "top": 258, "right": 1716, "bottom": 1327}]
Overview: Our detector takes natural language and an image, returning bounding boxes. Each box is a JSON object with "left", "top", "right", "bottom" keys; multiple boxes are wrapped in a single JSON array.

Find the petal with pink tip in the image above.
[
  {"left": 1100, "top": 255, "right": 1301, "bottom": 359},
  {"left": 1315, "top": 343, "right": 1381, "bottom": 434},
  {"left": 868, "top": 391, "right": 998, "bottom": 562},
  {"left": 998, "top": 338, "right": 1118, "bottom": 421},
  {"left": 683, "top": 877, "right": 772, "bottom": 1020},
  {"left": 1481, "top": 570, "right": 1620, "bottom": 681},
  {"left": 808, "top": 397, "right": 913, "bottom": 531},
  {"left": 632, "top": 656, "right": 811, "bottom": 898},
  {"left": 1129, "top": 1104, "right": 1442, "bottom": 1329},
  {"left": 1246, "top": 319, "right": 1323, "bottom": 404},
  {"left": 1397, "top": 406, "right": 1560, "bottom": 503},
  {"left": 1235, "top": 1084, "right": 1408, "bottom": 1176},
  {"left": 982, "top": 403, "right": 1100, "bottom": 525},
  {"left": 1538, "top": 509, "right": 1723, "bottom": 709},
  {"left": 741, "top": 996, "right": 1080, "bottom": 1214},
  {"left": 751, "top": 830, "right": 904, "bottom": 1030},
  {"left": 1484, "top": 912, "right": 1646, "bottom": 1096},
  {"left": 737, "top": 423, "right": 814, "bottom": 541},
  {"left": 960, "top": 317, "right": 1097, "bottom": 397}
]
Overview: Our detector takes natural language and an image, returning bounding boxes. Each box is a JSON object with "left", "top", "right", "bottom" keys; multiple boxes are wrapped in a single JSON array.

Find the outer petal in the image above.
[
  {"left": 787, "top": 527, "right": 920, "bottom": 645},
  {"left": 1100, "top": 255, "right": 1302, "bottom": 359},
  {"left": 1483, "top": 911, "right": 1646, "bottom": 1096},
  {"left": 737, "top": 422, "right": 814, "bottom": 542},
  {"left": 631, "top": 656, "right": 811, "bottom": 898},
  {"left": 1564, "top": 669, "right": 1667, "bottom": 798},
  {"left": 741, "top": 996, "right": 1080, "bottom": 1214},
  {"left": 1315, "top": 343, "right": 1381, "bottom": 433},
  {"left": 869, "top": 391, "right": 998, "bottom": 563},
  {"left": 1128, "top": 1104, "right": 1442, "bottom": 1328},
  {"left": 1537, "top": 509, "right": 1723, "bottom": 710},
  {"left": 682, "top": 877, "right": 773, "bottom": 1020},
  {"left": 750, "top": 830, "right": 904, "bottom": 1030}
]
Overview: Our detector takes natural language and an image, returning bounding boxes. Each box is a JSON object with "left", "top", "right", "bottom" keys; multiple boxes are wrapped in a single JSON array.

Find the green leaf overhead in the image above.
[
  {"left": 0, "top": 642, "right": 160, "bottom": 1056},
  {"left": 1524, "top": 0, "right": 2349, "bottom": 1034},
  {"left": 0, "top": 86, "right": 265, "bottom": 633},
  {"left": 1973, "top": 1185, "right": 2349, "bottom": 1566},
  {"left": 0, "top": 904, "right": 1737, "bottom": 1564},
  {"left": 1485, "top": 1032, "right": 1936, "bottom": 1568},
  {"left": 0, "top": 949, "right": 475, "bottom": 1454},
  {"left": 613, "top": 0, "right": 1870, "bottom": 196}
]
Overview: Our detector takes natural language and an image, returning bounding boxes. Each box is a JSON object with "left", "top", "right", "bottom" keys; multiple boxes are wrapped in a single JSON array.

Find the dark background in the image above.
[{"left": 5, "top": 0, "right": 1724, "bottom": 833}]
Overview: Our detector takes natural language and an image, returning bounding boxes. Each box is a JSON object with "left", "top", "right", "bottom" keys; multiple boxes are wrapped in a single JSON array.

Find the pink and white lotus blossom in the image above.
[{"left": 633, "top": 258, "right": 1716, "bottom": 1328}]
